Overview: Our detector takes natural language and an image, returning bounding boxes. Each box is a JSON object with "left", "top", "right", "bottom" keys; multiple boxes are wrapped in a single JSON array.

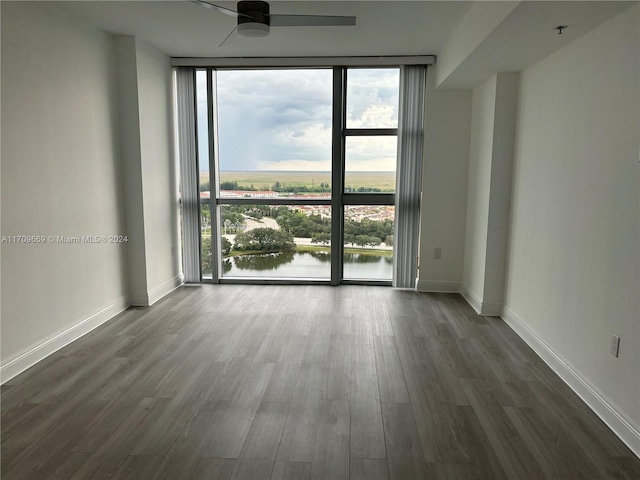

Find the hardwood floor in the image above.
[{"left": 2, "top": 285, "right": 639, "bottom": 479}]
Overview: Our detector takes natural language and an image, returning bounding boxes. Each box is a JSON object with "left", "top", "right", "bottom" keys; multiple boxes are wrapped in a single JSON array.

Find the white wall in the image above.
[
  {"left": 462, "top": 76, "right": 496, "bottom": 302},
  {"left": 504, "top": 3, "right": 639, "bottom": 450},
  {"left": 115, "top": 36, "right": 148, "bottom": 300},
  {"left": 0, "top": 4, "right": 181, "bottom": 379},
  {"left": 116, "top": 36, "right": 182, "bottom": 305},
  {"left": 435, "top": 1, "right": 519, "bottom": 88},
  {"left": 483, "top": 72, "right": 519, "bottom": 308},
  {"left": 1, "top": 3, "right": 128, "bottom": 371},
  {"left": 461, "top": 72, "right": 518, "bottom": 315},
  {"left": 135, "top": 40, "right": 182, "bottom": 296},
  {"left": 416, "top": 68, "right": 472, "bottom": 292}
]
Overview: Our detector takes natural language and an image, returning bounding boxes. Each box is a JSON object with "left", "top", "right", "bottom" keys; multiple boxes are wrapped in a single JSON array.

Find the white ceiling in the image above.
[
  {"left": 58, "top": 1, "right": 473, "bottom": 58},
  {"left": 56, "top": 1, "right": 635, "bottom": 87},
  {"left": 439, "top": 0, "right": 636, "bottom": 88}
]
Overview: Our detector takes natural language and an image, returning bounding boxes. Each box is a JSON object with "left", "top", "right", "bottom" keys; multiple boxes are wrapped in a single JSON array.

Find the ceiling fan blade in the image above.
[
  {"left": 191, "top": 1, "right": 253, "bottom": 19},
  {"left": 268, "top": 14, "right": 356, "bottom": 27},
  {"left": 219, "top": 26, "right": 239, "bottom": 48}
]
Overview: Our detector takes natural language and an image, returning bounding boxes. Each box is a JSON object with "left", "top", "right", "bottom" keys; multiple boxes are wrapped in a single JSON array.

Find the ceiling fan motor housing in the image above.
[{"left": 238, "top": 1, "right": 270, "bottom": 26}]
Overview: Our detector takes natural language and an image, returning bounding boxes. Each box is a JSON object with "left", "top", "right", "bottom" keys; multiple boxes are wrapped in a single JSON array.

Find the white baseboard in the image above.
[
  {"left": 479, "top": 302, "right": 503, "bottom": 316},
  {"left": 0, "top": 295, "right": 129, "bottom": 384},
  {"left": 129, "top": 274, "right": 184, "bottom": 306},
  {"left": 128, "top": 293, "right": 149, "bottom": 307},
  {"left": 148, "top": 274, "right": 184, "bottom": 305},
  {"left": 502, "top": 306, "right": 640, "bottom": 459},
  {"left": 460, "top": 284, "right": 482, "bottom": 313},
  {"left": 1, "top": 274, "right": 184, "bottom": 384},
  {"left": 416, "top": 280, "right": 461, "bottom": 293},
  {"left": 460, "top": 284, "right": 502, "bottom": 316}
]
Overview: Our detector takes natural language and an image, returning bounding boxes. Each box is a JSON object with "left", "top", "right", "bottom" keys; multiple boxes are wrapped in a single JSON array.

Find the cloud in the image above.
[
  {"left": 347, "top": 68, "right": 399, "bottom": 128},
  {"left": 197, "top": 68, "right": 399, "bottom": 172},
  {"left": 259, "top": 159, "right": 331, "bottom": 171},
  {"left": 346, "top": 136, "right": 397, "bottom": 171},
  {"left": 216, "top": 69, "right": 332, "bottom": 170}
]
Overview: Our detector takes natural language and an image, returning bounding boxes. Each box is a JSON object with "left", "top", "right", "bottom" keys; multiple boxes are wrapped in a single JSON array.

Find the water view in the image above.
[
  {"left": 201, "top": 201, "right": 395, "bottom": 281},
  {"left": 222, "top": 251, "right": 393, "bottom": 280}
]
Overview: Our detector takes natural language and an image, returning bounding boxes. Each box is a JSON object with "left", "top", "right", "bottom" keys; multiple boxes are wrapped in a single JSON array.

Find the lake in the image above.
[{"left": 222, "top": 250, "right": 393, "bottom": 280}]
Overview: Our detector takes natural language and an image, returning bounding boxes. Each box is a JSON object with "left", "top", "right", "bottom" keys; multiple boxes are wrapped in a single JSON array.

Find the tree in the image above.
[
  {"left": 233, "top": 228, "right": 295, "bottom": 252},
  {"left": 366, "top": 236, "right": 381, "bottom": 248},
  {"left": 344, "top": 234, "right": 355, "bottom": 246},
  {"left": 246, "top": 208, "right": 263, "bottom": 220},
  {"left": 220, "top": 181, "right": 239, "bottom": 191},
  {"left": 275, "top": 209, "right": 307, "bottom": 234},
  {"left": 201, "top": 236, "right": 212, "bottom": 272},
  {"left": 221, "top": 212, "right": 245, "bottom": 232},
  {"left": 344, "top": 220, "right": 364, "bottom": 238},
  {"left": 200, "top": 205, "right": 211, "bottom": 229},
  {"left": 384, "top": 234, "right": 394, "bottom": 246},
  {"left": 221, "top": 237, "right": 232, "bottom": 256},
  {"left": 354, "top": 235, "right": 380, "bottom": 248},
  {"left": 311, "top": 232, "right": 331, "bottom": 245}
]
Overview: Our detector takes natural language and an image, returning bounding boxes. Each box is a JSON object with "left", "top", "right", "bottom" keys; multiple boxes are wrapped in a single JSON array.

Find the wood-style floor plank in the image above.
[
  {"left": 110, "top": 455, "right": 164, "bottom": 480},
  {"left": 262, "top": 335, "right": 308, "bottom": 403},
  {"left": 2, "top": 285, "right": 639, "bottom": 480},
  {"left": 149, "top": 408, "right": 223, "bottom": 480},
  {"left": 29, "top": 452, "right": 90, "bottom": 480},
  {"left": 231, "top": 401, "right": 289, "bottom": 480},
  {"left": 204, "top": 362, "right": 275, "bottom": 458},
  {"left": 310, "top": 399, "right": 350, "bottom": 480},
  {"left": 325, "top": 333, "right": 352, "bottom": 401},
  {"left": 276, "top": 364, "right": 326, "bottom": 463},
  {"left": 387, "top": 459, "right": 433, "bottom": 480},
  {"left": 190, "top": 458, "right": 236, "bottom": 480},
  {"left": 373, "top": 336, "right": 410, "bottom": 404},
  {"left": 381, "top": 402, "right": 425, "bottom": 463},
  {"left": 350, "top": 458, "right": 389, "bottom": 480},
  {"left": 461, "top": 378, "right": 545, "bottom": 479},
  {"left": 350, "top": 362, "right": 386, "bottom": 459},
  {"left": 270, "top": 461, "right": 312, "bottom": 480}
]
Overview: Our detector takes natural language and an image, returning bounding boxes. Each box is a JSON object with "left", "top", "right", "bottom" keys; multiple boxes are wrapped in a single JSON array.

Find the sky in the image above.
[{"left": 196, "top": 68, "right": 399, "bottom": 172}]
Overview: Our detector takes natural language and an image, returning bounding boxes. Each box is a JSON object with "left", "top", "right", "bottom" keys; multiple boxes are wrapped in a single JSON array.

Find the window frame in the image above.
[
  {"left": 197, "top": 66, "right": 398, "bottom": 286},
  {"left": 338, "top": 67, "right": 398, "bottom": 284}
]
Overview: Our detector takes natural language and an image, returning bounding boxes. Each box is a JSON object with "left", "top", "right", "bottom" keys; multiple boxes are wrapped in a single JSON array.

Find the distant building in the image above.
[{"left": 219, "top": 190, "right": 278, "bottom": 198}]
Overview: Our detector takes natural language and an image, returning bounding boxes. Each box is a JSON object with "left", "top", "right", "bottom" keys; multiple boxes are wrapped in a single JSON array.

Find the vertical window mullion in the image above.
[
  {"left": 206, "top": 67, "right": 219, "bottom": 283},
  {"left": 331, "top": 67, "right": 346, "bottom": 286}
]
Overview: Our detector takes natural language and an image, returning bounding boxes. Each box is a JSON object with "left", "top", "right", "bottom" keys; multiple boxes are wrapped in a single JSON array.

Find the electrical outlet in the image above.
[
  {"left": 610, "top": 335, "right": 620, "bottom": 357},
  {"left": 434, "top": 248, "right": 442, "bottom": 260}
]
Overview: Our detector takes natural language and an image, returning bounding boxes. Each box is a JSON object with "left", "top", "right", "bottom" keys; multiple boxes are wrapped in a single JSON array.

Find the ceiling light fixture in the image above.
[
  {"left": 237, "top": 0, "right": 270, "bottom": 38},
  {"left": 238, "top": 22, "right": 270, "bottom": 37},
  {"left": 555, "top": 25, "right": 568, "bottom": 35}
]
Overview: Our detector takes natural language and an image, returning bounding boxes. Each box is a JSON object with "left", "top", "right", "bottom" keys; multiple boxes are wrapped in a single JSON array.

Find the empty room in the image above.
[{"left": 1, "top": 1, "right": 639, "bottom": 479}]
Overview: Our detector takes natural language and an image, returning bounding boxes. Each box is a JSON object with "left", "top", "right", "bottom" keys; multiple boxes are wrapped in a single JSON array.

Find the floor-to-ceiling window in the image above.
[
  {"left": 342, "top": 68, "right": 399, "bottom": 281},
  {"left": 194, "top": 66, "right": 400, "bottom": 284}
]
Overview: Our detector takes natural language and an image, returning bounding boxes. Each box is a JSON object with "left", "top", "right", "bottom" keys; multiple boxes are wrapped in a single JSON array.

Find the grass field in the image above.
[{"left": 200, "top": 171, "right": 396, "bottom": 192}]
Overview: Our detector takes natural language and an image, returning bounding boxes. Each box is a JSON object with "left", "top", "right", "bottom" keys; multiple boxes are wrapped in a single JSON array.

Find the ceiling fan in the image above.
[{"left": 193, "top": 0, "right": 357, "bottom": 47}]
